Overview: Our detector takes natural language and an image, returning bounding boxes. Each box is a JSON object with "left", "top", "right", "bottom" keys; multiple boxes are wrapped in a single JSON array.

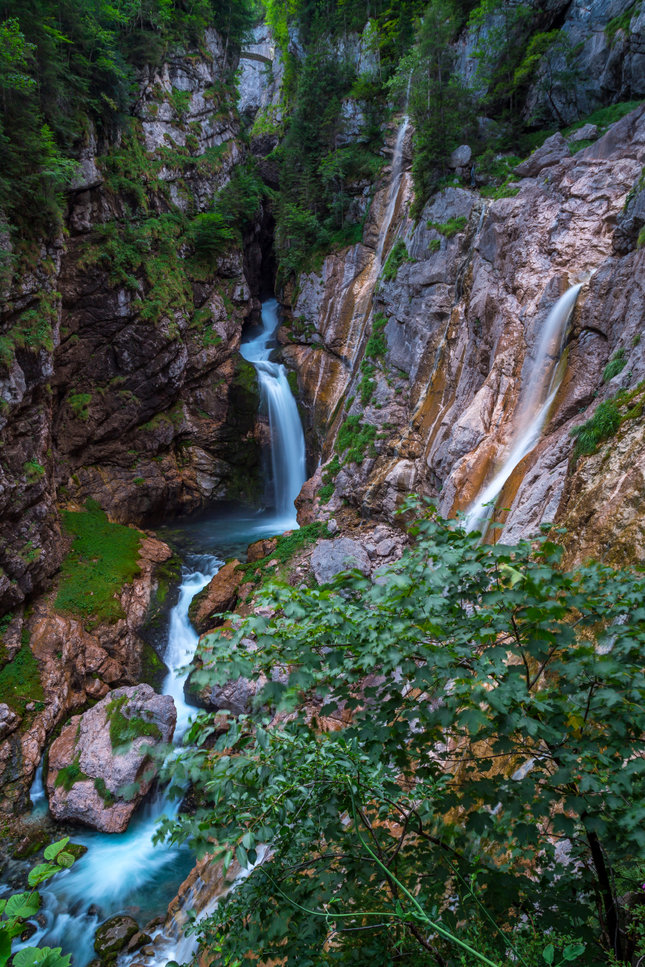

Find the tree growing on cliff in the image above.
[
  {"left": 160, "top": 507, "right": 645, "bottom": 965},
  {"left": 390, "top": 0, "right": 473, "bottom": 216}
]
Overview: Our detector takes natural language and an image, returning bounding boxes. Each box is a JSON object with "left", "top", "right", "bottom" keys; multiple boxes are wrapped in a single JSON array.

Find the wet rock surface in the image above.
[
  {"left": 46, "top": 684, "right": 176, "bottom": 833},
  {"left": 94, "top": 915, "right": 140, "bottom": 962},
  {"left": 188, "top": 560, "right": 244, "bottom": 634}
]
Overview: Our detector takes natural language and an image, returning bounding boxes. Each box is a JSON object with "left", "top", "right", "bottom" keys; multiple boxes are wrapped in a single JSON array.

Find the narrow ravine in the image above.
[{"left": 21, "top": 297, "right": 307, "bottom": 966}]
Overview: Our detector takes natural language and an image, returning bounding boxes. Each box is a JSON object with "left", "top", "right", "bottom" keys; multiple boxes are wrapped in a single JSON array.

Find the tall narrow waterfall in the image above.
[
  {"left": 464, "top": 283, "right": 583, "bottom": 534},
  {"left": 375, "top": 107, "right": 410, "bottom": 266},
  {"left": 241, "top": 298, "right": 307, "bottom": 528},
  {"left": 22, "top": 299, "right": 307, "bottom": 967}
]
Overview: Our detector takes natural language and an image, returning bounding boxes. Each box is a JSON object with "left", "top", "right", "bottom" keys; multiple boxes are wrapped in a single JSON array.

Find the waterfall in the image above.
[
  {"left": 464, "top": 283, "right": 583, "bottom": 534},
  {"left": 375, "top": 109, "right": 410, "bottom": 267},
  {"left": 240, "top": 298, "right": 307, "bottom": 528},
  {"left": 17, "top": 298, "right": 307, "bottom": 966}
]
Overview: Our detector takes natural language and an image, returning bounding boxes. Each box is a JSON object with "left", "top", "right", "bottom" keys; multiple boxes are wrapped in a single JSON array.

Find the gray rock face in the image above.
[
  {"left": 46, "top": 685, "right": 176, "bottom": 833},
  {"left": 525, "top": 0, "right": 645, "bottom": 124},
  {"left": 449, "top": 144, "right": 472, "bottom": 168},
  {"left": 614, "top": 180, "right": 645, "bottom": 253},
  {"left": 514, "top": 132, "right": 570, "bottom": 178},
  {"left": 237, "top": 24, "right": 285, "bottom": 121},
  {"left": 311, "top": 538, "right": 371, "bottom": 584},
  {"left": 569, "top": 123, "right": 599, "bottom": 143},
  {"left": 0, "top": 704, "right": 20, "bottom": 741}
]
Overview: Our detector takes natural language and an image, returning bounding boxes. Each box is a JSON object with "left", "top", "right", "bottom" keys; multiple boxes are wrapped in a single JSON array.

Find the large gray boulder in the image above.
[
  {"left": 515, "top": 132, "right": 570, "bottom": 178},
  {"left": 311, "top": 538, "right": 371, "bottom": 585},
  {"left": 46, "top": 685, "right": 176, "bottom": 833}
]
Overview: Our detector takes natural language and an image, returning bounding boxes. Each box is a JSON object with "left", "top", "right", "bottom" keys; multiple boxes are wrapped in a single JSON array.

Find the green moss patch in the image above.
[
  {"left": 55, "top": 501, "right": 143, "bottom": 630},
  {"left": 365, "top": 313, "right": 388, "bottom": 360},
  {"left": 427, "top": 215, "right": 467, "bottom": 238},
  {"left": 238, "top": 523, "right": 329, "bottom": 585},
  {"left": 54, "top": 755, "right": 89, "bottom": 792},
  {"left": 105, "top": 695, "right": 161, "bottom": 754},
  {"left": 0, "top": 638, "right": 44, "bottom": 717}
]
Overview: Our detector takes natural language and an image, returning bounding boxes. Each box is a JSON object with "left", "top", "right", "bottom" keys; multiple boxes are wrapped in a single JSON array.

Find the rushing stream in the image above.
[{"left": 20, "top": 298, "right": 306, "bottom": 966}]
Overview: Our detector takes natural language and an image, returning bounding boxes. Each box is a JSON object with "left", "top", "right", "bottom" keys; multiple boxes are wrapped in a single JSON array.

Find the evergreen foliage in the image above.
[{"left": 0, "top": 0, "right": 256, "bottom": 237}]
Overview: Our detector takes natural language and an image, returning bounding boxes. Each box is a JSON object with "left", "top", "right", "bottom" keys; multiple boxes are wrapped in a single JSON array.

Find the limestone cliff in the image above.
[
  {"left": 289, "top": 105, "right": 645, "bottom": 565},
  {"left": 0, "top": 29, "right": 266, "bottom": 614}
]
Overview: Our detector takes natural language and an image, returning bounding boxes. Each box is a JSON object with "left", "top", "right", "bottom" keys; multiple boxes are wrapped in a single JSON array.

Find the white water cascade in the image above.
[
  {"left": 17, "top": 298, "right": 307, "bottom": 966},
  {"left": 375, "top": 102, "right": 411, "bottom": 267},
  {"left": 241, "top": 298, "right": 306, "bottom": 528},
  {"left": 464, "top": 283, "right": 583, "bottom": 534}
]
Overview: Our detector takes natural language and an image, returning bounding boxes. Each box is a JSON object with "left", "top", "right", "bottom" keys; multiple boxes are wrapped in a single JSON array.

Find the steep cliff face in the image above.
[
  {"left": 289, "top": 104, "right": 645, "bottom": 564},
  {"left": 0, "top": 29, "right": 264, "bottom": 612}
]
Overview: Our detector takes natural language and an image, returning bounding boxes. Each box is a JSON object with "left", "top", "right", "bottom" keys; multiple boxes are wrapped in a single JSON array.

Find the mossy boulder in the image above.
[
  {"left": 94, "top": 915, "right": 139, "bottom": 962},
  {"left": 46, "top": 685, "right": 176, "bottom": 833}
]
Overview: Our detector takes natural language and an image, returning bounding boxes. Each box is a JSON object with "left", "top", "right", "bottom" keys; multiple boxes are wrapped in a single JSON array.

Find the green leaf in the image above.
[
  {"left": 43, "top": 838, "right": 69, "bottom": 862},
  {"left": 5, "top": 892, "right": 40, "bottom": 919},
  {"left": 14, "top": 947, "right": 71, "bottom": 967},
  {"left": 55, "top": 852, "right": 75, "bottom": 870},
  {"left": 28, "top": 864, "right": 59, "bottom": 887},
  {"left": 562, "top": 944, "right": 585, "bottom": 961},
  {"left": 543, "top": 944, "right": 555, "bottom": 964},
  {"left": 0, "top": 928, "right": 12, "bottom": 967}
]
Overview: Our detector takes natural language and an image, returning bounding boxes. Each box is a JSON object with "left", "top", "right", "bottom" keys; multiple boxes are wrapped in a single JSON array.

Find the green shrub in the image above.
[
  {"left": 336, "top": 414, "right": 377, "bottom": 465},
  {"left": 428, "top": 238, "right": 441, "bottom": 253},
  {"left": 381, "top": 239, "right": 412, "bottom": 282},
  {"left": 67, "top": 393, "right": 92, "bottom": 421},
  {"left": 427, "top": 215, "right": 467, "bottom": 238},
  {"left": 365, "top": 313, "right": 388, "bottom": 359},
  {"left": 570, "top": 398, "right": 622, "bottom": 458},
  {"left": 55, "top": 501, "right": 143, "bottom": 629},
  {"left": 603, "top": 348, "right": 627, "bottom": 383}
]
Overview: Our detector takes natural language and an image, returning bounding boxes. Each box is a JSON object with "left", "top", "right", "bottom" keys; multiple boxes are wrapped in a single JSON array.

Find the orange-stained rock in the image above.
[
  {"left": 246, "top": 537, "right": 278, "bottom": 563},
  {"left": 188, "top": 560, "right": 244, "bottom": 635}
]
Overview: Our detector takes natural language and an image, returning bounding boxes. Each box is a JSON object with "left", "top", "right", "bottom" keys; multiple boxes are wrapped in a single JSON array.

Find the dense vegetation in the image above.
[
  {"left": 0, "top": 0, "right": 257, "bottom": 241},
  {"left": 161, "top": 508, "right": 645, "bottom": 965}
]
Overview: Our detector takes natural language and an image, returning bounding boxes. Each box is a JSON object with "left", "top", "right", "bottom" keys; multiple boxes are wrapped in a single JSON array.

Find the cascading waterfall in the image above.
[
  {"left": 464, "top": 283, "right": 583, "bottom": 534},
  {"left": 19, "top": 298, "right": 307, "bottom": 967},
  {"left": 241, "top": 298, "right": 306, "bottom": 528}
]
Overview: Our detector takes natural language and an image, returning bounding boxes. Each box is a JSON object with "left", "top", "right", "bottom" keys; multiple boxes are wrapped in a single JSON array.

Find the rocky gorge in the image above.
[{"left": 0, "top": 0, "right": 645, "bottom": 965}]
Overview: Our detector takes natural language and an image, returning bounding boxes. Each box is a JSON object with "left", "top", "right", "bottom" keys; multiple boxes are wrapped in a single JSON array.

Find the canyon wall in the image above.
[{"left": 288, "top": 105, "right": 645, "bottom": 565}]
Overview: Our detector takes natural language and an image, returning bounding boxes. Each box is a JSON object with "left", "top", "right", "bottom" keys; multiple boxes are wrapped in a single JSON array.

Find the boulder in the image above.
[
  {"left": 311, "top": 538, "right": 371, "bottom": 585},
  {"left": 188, "top": 560, "right": 244, "bottom": 634},
  {"left": 46, "top": 685, "right": 176, "bottom": 833},
  {"left": 514, "top": 132, "right": 570, "bottom": 178},
  {"left": 0, "top": 704, "right": 20, "bottom": 741},
  {"left": 185, "top": 672, "right": 259, "bottom": 715},
  {"left": 94, "top": 915, "right": 139, "bottom": 962},
  {"left": 449, "top": 144, "right": 472, "bottom": 168},
  {"left": 568, "top": 123, "right": 598, "bottom": 143},
  {"left": 246, "top": 537, "right": 278, "bottom": 563}
]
